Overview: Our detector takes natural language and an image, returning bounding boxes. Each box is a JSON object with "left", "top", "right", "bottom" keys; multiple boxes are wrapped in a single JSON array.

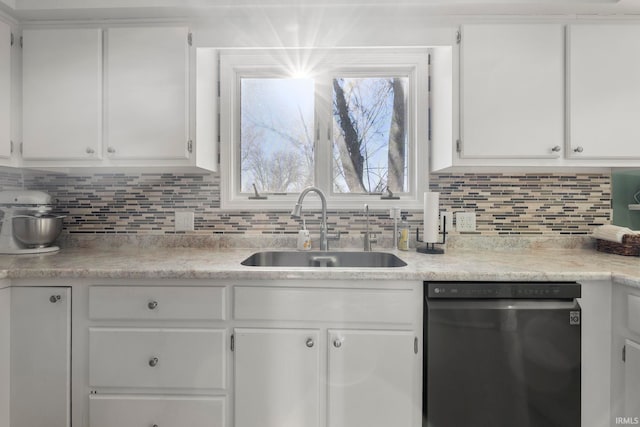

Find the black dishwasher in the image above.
[{"left": 423, "top": 281, "right": 581, "bottom": 427}]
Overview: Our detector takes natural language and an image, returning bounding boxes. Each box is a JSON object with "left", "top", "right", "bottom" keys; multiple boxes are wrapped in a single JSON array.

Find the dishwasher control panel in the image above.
[{"left": 426, "top": 281, "right": 581, "bottom": 299}]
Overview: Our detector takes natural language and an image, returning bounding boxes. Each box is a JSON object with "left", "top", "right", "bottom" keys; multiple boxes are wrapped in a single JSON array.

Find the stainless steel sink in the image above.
[{"left": 241, "top": 251, "right": 407, "bottom": 268}]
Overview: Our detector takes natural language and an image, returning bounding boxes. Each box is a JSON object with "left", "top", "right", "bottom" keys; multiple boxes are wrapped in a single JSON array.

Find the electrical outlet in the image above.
[
  {"left": 440, "top": 211, "right": 453, "bottom": 232},
  {"left": 389, "top": 207, "right": 401, "bottom": 220},
  {"left": 456, "top": 212, "right": 476, "bottom": 232},
  {"left": 175, "top": 211, "right": 195, "bottom": 232}
]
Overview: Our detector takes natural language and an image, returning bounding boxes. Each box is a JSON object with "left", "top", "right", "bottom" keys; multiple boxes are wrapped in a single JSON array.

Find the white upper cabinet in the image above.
[
  {"left": 459, "top": 24, "right": 565, "bottom": 160},
  {"left": 106, "top": 26, "right": 189, "bottom": 160},
  {"left": 568, "top": 25, "right": 640, "bottom": 159},
  {"left": 22, "top": 28, "right": 102, "bottom": 160},
  {"left": 0, "top": 21, "right": 10, "bottom": 160}
]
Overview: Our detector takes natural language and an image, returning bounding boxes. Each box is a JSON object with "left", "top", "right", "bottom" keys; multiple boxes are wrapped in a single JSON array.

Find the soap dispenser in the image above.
[{"left": 297, "top": 219, "right": 312, "bottom": 251}]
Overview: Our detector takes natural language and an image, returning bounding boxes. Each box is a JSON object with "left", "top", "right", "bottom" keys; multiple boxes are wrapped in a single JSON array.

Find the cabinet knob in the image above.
[
  {"left": 107, "top": 147, "right": 116, "bottom": 154},
  {"left": 152, "top": 425, "right": 158, "bottom": 427},
  {"left": 333, "top": 339, "right": 342, "bottom": 348},
  {"left": 49, "top": 295, "right": 61, "bottom": 303},
  {"left": 551, "top": 145, "right": 561, "bottom": 153},
  {"left": 306, "top": 338, "right": 314, "bottom": 348},
  {"left": 147, "top": 301, "right": 158, "bottom": 310},
  {"left": 86, "top": 147, "right": 95, "bottom": 154},
  {"left": 573, "top": 146, "right": 584, "bottom": 153},
  {"left": 148, "top": 357, "right": 159, "bottom": 367}
]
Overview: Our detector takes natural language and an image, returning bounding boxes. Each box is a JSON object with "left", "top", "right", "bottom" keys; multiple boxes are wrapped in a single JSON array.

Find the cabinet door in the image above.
[
  {"left": 625, "top": 339, "right": 640, "bottom": 419},
  {"left": 106, "top": 26, "right": 189, "bottom": 160},
  {"left": 569, "top": 25, "right": 640, "bottom": 159},
  {"left": 22, "top": 29, "right": 102, "bottom": 160},
  {"left": 327, "top": 330, "right": 418, "bottom": 427},
  {"left": 11, "top": 287, "right": 71, "bottom": 427},
  {"left": 0, "top": 21, "right": 10, "bottom": 160},
  {"left": 460, "top": 25, "right": 564, "bottom": 159},
  {"left": 234, "top": 328, "right": 320, "bottom": 427},
  {"left": 0, "top": 287, "right": 9, "bottom": 427}
]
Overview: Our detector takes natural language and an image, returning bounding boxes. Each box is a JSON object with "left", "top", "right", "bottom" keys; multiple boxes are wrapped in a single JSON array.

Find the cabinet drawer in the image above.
[
  {"left": 90, "top": 395, "right": 225, "bottom": 427},
  {"left": 89, "top": 286, "right": 226, "bottom": 320},
  {"left": 89, "top": 328, "right": 226, "bottom": 389},
  {"left": 234, "top": 286, "right": 415, "bottom": 324},
  {"left": 629, "top": 294, "right": 640, "bottom": 336}
]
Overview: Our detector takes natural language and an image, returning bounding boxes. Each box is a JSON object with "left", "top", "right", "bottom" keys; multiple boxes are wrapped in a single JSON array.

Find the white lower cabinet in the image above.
[
  {"left": 612, "top": 282, "right": 640, "bottom": 425},
  {"left": 73, "top": 280, "right": 421, "bottom": 427},
  {"left": 0, "top": 286, "right": 9, "bottom": 427},
  {"left": 11, "top": 287, "right": 71, "bottom": 427},
  {"left": 327, "top": 330, "right": 417, "bottom": 427},
  {"left": 624, "top": 339, "right": 640, "bottom": 420},
  {"left": 89, "top": 395, "right": 225, "bottom": 427},
  {"left": 87, "top": 283, "right": 228, "bottom": 427},
  {"left": 234, "top": 328, "right": 321, "bottom": 427},
  {"left": 233, "top": 281, "right": 422, "bottom": 427}
]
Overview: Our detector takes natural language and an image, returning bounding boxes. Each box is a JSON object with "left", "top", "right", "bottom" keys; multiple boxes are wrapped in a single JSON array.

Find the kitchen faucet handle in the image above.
[{"left": 363, "top": 232, "right": 377, "bottom": 251}]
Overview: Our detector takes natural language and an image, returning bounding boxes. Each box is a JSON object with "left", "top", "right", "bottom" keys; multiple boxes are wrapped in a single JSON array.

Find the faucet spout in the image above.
[{"left": 291, "top": 186, "right": 334, "bottom": 250}]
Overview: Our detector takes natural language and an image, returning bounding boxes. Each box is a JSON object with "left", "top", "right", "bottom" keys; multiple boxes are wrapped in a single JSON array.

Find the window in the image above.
[{"left": 219, "top": 48, "right": 429, "bottom": 210}]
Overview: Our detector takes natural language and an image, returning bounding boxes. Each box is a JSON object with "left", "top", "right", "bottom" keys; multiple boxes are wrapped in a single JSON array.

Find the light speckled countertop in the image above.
[{"left": 0, "top": 246, "right": 638, "bottom": 288}]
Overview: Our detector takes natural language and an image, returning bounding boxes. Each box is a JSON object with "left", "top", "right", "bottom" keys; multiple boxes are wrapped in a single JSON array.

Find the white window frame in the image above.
[{"left": 219, "top": 47, "right": 430, "bottom": 210}]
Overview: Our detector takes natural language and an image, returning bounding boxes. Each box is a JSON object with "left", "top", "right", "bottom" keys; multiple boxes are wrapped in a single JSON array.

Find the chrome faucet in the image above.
[
  {"left": 363, "top": 204, "right": 377, "bottom": 251},
  {"left": 291, "top": 186, "right": 339, "bottom": 251}
]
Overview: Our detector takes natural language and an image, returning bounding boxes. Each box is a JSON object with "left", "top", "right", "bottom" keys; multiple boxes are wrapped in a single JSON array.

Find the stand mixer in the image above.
[{"left": 0, "top": 190, "right": 63, "bottom": 254}]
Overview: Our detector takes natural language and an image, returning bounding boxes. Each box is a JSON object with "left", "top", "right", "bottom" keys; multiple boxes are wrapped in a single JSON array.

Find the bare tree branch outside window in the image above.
[{"left": 332, "top": 77, "right": 408, "bottom": 194}]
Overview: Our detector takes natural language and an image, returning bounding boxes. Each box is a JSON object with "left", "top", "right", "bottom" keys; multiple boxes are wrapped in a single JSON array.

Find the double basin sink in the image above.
[{"left": 241, "top": 251, "right": 407, "bottom": 268}]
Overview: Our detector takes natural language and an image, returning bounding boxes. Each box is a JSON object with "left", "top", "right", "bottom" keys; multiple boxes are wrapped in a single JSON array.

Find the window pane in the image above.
[
  {"left": 240, "top": 78, "right": 315, "bottom": 193},
  {"left": 332, "top": 77, "right": 409, "bottom": 194}
]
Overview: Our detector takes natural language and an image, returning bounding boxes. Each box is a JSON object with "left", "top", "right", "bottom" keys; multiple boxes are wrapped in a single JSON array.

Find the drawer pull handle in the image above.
[
  {"left": 152, "top": 425, "right": 158, "bottom": 427},
  {"left": 148, "top": 301, "right": 158, "bottom": 310},
  {"left": 49, "top": 295, "right": 61, "bottom": 303},
  {"left": 333, "top": 339, "right": 342, "bottom": 348},
  {"left": 306, "top": 338, "right": 314, "bottom": 348},
  {"left": 148, "top": 357, "right": 159, "bottom": 367}
]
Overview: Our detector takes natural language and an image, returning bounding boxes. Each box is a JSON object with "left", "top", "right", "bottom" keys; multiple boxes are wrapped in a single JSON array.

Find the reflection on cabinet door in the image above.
[
  {"left": 11, "top": 287, "right": 71, "bottom": 427},
  {"left": 624, "top": 339, "right": 640, "bottom": 420},
  {"left": 234, "top": 328, "right": 320, "bottom": 427}
]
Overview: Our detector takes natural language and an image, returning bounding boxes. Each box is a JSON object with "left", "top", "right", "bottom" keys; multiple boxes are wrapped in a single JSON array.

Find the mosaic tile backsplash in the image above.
[{"left": 0, "top": 169, "right": 610, "bottom": 244}]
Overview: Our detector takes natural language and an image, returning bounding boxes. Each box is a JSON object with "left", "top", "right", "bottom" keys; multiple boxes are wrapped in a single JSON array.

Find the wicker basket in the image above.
[{"left": 596, "top": 234, "right": 640, "bottom": 256}]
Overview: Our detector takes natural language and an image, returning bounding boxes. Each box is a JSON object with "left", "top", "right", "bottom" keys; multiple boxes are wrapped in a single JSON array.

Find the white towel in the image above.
[{"left": 592, "top": 224, "right": 639, "bottom": 243}]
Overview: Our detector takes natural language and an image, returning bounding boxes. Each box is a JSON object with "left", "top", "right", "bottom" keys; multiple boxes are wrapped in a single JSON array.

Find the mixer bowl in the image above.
[{"left": 12, "top": 215, "right": 64, "bottom": 248}]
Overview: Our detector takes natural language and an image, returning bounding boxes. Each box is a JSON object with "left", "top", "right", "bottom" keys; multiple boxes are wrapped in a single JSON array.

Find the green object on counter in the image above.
[{"left": 612, "top": 170, "right": 640, "bottom": 230}]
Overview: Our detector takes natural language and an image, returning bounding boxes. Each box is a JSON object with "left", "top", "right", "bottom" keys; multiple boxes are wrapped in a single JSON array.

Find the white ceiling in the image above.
[{"left": 3, "top": 0, "right": 640, "bottom": 21}]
